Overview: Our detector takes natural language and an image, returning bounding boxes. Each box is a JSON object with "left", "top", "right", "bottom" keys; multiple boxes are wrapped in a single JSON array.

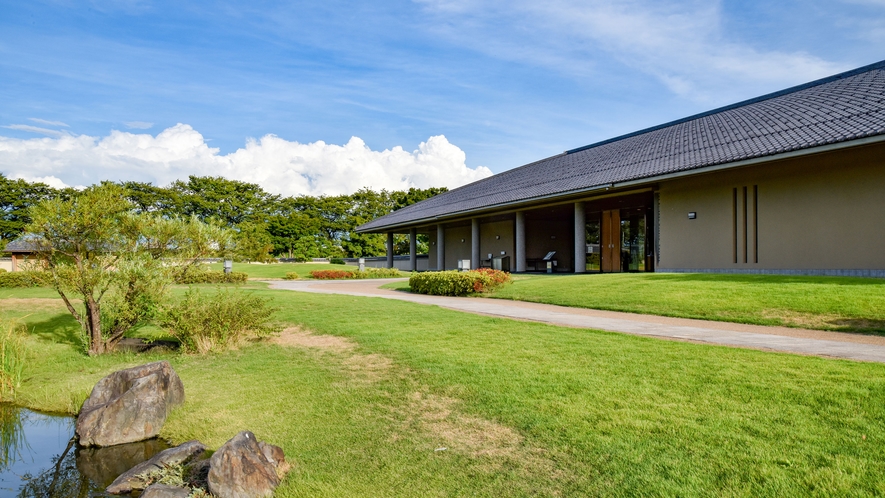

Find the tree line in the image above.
[{"left": 0, "top": 173, "right": 446, "bottom": 261}]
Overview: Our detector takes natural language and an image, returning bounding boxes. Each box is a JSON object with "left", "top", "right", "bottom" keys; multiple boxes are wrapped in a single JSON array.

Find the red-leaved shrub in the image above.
[{"left": 310, "top": 270, "right": 355, "bottom": 279}]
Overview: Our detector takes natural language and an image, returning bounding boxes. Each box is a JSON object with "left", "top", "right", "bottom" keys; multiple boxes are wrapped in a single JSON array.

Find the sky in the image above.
[{"left": 1, "top": 0, "right": 883, "bottom": 196}]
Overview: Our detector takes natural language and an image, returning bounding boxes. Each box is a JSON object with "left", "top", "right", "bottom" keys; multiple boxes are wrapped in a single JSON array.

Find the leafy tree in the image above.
[
  {"left": 26, "top": 184, "right": 230, "bottom": 355},
  {"left": 118, "top": 180, "right": 184, "bottom": 216},
  {"left": 390, "top": 186, "right": 448, "bottom": 211},
  {"left": 234, "top": 221, "right": 275, "bottom": 262},
  {"left": 170, "top": 176, "right": 279, "bottom": 227},
  {"left": 0, "top": 174, "right": 56, "bottom": 243}
]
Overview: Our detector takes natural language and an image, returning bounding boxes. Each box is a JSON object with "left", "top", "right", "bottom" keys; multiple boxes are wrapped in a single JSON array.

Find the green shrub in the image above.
[
  {"left": 173, "top": 267, "right": 248, "bottom": 284},
  {"left": 409, "top": 269, "right": 511, "bottom": 296},
  {"left": 0, "top": 268, "right": 5, "bottom": 273},
  {"left": 158, "top": 287, "right": 282, "bottom": 354},
  {"left": 0, "top": 319, "right": 27, "bottom": 401},
  {"left": 0, "top": 270, "right": 52, "bottom": 288},
  {"left": 329, "top": 257, "right": 346, "bottom": 265},
  {"left": 351, "top": 267, "right": 403, "bottom": 279},
  {"left": 283, "top": 272, "right": 300, "bottom": 280}
]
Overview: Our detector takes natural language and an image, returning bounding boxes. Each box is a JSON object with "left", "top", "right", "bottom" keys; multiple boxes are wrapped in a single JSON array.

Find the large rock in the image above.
[
  {"left": 106, "top": 440, "right": 206, "bottom": 494},
  {"left": 141, "top": 484, "right": 192, "bottom": 498},
  {"left": 76, "top": 361, "right": 185, "bottom": 447},
  {"left": 208, "top": 431, "right": 282, "bottom": 498}
]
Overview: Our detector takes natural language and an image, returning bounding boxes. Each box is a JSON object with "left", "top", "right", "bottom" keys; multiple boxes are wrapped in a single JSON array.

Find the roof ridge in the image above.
[{"left": 565, "top": 59, "right": 885, "bottom": 155}]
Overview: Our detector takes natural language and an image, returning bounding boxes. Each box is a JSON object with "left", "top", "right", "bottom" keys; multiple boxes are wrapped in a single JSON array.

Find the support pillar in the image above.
[
  {"left": 574, "top": 201, "right": 586, "bottom": 273},
  {"left": 471, "top": 218, "right": 480, "bottom": 269},
  {"left": 409, "top": 228, "right": 417, "bottom": 272},
  {"left": 437, "top": 224, "right": 445, "bottom": 270},
  {"left": 386, "top": 232, "right": 394, "bottom": 269},
  {"left": 515, "top": 211, "right": 526, "bottom": 272}
]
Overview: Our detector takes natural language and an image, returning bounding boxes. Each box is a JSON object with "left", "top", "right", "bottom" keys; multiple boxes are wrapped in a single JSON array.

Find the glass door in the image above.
[
  {"left": 585, "top": 216, "right": 601, "bottom": 272},
  {"left": 620, "top": 209, "right": 646, "bottom": 272}
]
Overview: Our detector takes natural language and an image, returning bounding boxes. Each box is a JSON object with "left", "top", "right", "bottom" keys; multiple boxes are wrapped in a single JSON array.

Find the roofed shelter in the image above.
[{"left": 357, "top": 60, "right": 885, "bottom": 277}]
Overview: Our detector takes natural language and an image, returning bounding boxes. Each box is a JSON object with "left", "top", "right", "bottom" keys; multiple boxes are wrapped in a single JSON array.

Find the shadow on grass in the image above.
[
  {"left": 828, "top": 318, "right": 885, "bottom": 335},
  {"left": 26, "top": 312, "right": 84, "bottom": 349}
]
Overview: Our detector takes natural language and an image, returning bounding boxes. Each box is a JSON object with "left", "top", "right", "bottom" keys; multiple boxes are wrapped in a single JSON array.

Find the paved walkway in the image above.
[{"left": 266, "top": 278, "right": 885, "bottom": 364}]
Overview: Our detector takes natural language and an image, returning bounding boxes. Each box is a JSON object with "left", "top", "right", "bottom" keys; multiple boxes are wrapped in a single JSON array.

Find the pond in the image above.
[{"left": 0, "top": 405, "right": 169, "bottom": 497}]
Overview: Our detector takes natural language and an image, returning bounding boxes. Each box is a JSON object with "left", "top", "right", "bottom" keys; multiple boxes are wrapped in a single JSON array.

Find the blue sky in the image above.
[{"left": 1, "top": 0, "right": 883, "bottom": 195}]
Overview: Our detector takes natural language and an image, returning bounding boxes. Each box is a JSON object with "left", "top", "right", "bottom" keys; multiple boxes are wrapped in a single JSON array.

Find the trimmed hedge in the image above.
[
  {"left": 329, "top": 258, "right": 346, "bottom": 265},
  {"left": 409, "top": 269, "right": 511, "bottom": 296},
  {"left": 310, "top": 270, "right": 354, "bottom": 280},
  {"left": 173, "top": 270, "right": 248, "bottom": 284},
  {"left": 309, "top": 267, "right": 404, "bottom": 280},
  {"left": 353, "top": 267, "right": 402, "bottom": 279},
  {"left": 0, "top": 271, "right": 53, "bottom": 288},
  {"left": 283, "top": 272, "right": 300, "bottom": 280}
]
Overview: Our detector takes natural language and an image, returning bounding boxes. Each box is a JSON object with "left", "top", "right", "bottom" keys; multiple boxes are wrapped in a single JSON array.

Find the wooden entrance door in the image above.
[{"left": 601, "top": 209, "right": 621, "bottom": 272}]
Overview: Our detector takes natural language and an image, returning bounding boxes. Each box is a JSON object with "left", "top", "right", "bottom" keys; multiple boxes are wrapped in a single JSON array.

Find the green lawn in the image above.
[
  {"left": 486, "top": 273, "right": 885, "bottom": 334},
  {"left": 5, "top": 284, "right": 885, "bottom": 496}
]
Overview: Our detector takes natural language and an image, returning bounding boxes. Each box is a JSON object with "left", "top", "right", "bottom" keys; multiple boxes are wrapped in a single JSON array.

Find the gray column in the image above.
[
  {"left": 471, "top": 218, "right": 480, "bottom": 269},
  {"left": 409, "top": 227, "right": 417, "bottom": 272},
  {"left": 386, "top": 232, "right": 394, "bottom": 269},
  {"left": 574, "top": 201, "right": 586, "bottom": 273},
  {"left": 515, "top": 211, "right": 526, "bottom": 272},
  {"left": 436, "top": 224, "right": 445, "bottom": 270}
]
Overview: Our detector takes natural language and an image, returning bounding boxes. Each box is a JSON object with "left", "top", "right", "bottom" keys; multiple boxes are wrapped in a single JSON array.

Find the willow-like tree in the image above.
[{"left": 26, "top": 184, "right": 231, "bottom": 355}]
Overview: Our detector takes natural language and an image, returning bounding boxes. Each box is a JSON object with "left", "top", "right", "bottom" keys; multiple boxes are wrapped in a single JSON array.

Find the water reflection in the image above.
[{"left": 0, "top": 405, "right": 169, "bottom": 497}]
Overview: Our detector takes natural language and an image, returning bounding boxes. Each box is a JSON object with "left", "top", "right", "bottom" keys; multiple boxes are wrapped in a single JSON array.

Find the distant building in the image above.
[
  {"left": 2, "top": 238, "right": 42, "bottom": 272},
  {"left": 358, "top": 60, "right": 885, "bottom": 277}
]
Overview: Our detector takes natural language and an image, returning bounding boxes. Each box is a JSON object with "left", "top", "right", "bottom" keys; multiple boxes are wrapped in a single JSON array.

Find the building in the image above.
[
  {"left": 357, "top": 60, "right": 885, "bottom": 277},
  {"left": 2, "top": 238, "right": 41, "bottom": 272}
]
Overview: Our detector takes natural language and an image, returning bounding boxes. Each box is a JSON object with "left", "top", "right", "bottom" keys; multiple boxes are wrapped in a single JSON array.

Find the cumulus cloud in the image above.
[
  {"left": 0, "top": 124, "right": 492, "bottom": 196},
  {"left": 124, "top": 121, "right": 154, "bottom": 129},
  {"left": 29, "top": 118, "right": 69, "bottom": 127}
]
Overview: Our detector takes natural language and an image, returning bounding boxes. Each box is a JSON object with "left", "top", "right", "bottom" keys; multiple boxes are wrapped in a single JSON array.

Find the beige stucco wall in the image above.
[
  {"left": 0, "top": 259, "right": 12, "bottom": 272},
  {"left": 444, "top": 226, "right": 472, "bottom": 270},
  {"left": 658, "top": 142, "right": 885, "bottom": 271},
  {"left": 479, "top": 220, "right": 515, "bottom": 267}
]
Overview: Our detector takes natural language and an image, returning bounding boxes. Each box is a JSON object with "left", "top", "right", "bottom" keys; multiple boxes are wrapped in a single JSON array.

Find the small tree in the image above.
[{"left": 26, "top": 184, "right": 230, "bottom": 355}]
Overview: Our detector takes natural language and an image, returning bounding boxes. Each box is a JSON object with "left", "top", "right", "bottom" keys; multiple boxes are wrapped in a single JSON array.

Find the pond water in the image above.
[{"left": 0, "top": 405, "right": 169, "bottom": 497}]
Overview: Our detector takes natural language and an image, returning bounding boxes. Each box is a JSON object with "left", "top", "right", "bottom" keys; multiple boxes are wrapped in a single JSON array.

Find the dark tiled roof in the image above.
[
  {"left": 359, "top": 60, "right": 885, "bottom": 232},
  {"left": 3, "top": 238, "right": 41, "bottom": 253}
]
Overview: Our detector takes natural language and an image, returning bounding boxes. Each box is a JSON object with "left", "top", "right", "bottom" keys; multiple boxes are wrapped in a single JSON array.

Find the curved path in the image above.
[{"left": 266, "top": 278, "right": 885, "bottom": 364}]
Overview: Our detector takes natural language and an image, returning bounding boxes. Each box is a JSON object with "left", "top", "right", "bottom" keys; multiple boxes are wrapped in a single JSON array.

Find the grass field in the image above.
[
  {"left": 386, "top": 272, "right": 885, "bottom": 334},
  {"left": 5, "top": 283, "right": 885, "bottom": 496},
  {"left": 487, "top": 273, "right": 885, "bottom": 334}
]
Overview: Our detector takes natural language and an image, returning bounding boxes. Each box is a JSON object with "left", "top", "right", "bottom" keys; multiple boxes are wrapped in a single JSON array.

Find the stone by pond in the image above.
[
  {"left": 1, "top": 362, "right": 288, "bottom": 497},
  {"left": 0, "top": 404, "right": 170, "bottom": 497}
]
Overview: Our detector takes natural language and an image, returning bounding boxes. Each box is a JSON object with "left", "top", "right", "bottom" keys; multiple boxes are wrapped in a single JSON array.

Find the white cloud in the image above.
[
  {"left": 3, "top": 124, "right": 68, "bottom": 137},
  {"left": 416, "top": 0, "right": 847, "bottom": 101},
  {"left": 0, "top": 124, "right": 492, "bottom": 197},
  {"left": 124, "top": 121, "right": 154, "bottom": 129},
  {"left": 28, "top": 118, "right": 69, "bottom": 127}
]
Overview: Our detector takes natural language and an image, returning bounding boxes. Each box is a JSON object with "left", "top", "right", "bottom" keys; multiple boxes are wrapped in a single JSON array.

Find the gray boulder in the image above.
[
  {"left": 141, "top": 484, "right": 192, "bottom": 498},
  {"left": 106, "top": 440, "right": 206, "bottom": 494},
  {"left": 208, "top": 431, "right": 282, "bottom": 498},
  {"left": 76, "top": 361, "right": 185, "bottom": 447}
]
